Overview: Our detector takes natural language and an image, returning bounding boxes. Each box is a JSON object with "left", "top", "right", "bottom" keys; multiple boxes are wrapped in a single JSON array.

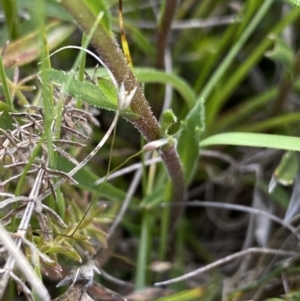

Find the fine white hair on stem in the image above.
[
  {"left": 155, "top": 247, "right": 296, "bottom": 286},
  {"left": 0, "top": 223, "right": 50, "bottom": 301},
  {"left": 160, "top": 200, "right": 298, "bottom": 238},
  {"left": 43, "top": 45, "right": 118, "bottom": 89}
]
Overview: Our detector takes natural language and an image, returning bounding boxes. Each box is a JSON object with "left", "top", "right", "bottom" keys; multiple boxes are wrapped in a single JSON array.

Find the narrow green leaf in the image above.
[
  {"left": 1, "top": 0, "right": 18, "bottom": 39},
  {"left": 134, "top": 68, "right": 196, "bottom": 109},
  {"left": 0, "top": 54, "right": 13, "bottom": 109},
  {"left": 17, "top": 0, "right": 73, "bottom": 21},
  {"left": 45, "top": 68, "right": 138, "bottom": 118},
  {"left": 1, "top": 21, "right": 75, "bottom": 67},
  {"left": 42, "top": 243, "right": 82, "bottom": 262},
  {"left": 0, "top": 102, "right": 14, "bottom": 130},
  {"left": 89, "top": 67, "right": 196, "bottom": 109},
  {"left": 177, "top": 100, "right": 205, "bottom": 184},
  {"left": 155, "top": 287, "right": 206, "bottom": 301},
  {"left": 265, "top": 35, "right": 295, "bottom": 73},
  {"left": 284, "top": 0, "right": 300, "bottom": 8},
  {"left": 273, "top": 151, "right": 298, "bottom": 186},
  {"left": 200, "top": 132, "right": 300, "bottom": 152},
  {"left": 83, "top": 0, "right": 111, "bottom": 32},
  {"left": 97, "top": 77, "right": 117, "bottom": 105}
]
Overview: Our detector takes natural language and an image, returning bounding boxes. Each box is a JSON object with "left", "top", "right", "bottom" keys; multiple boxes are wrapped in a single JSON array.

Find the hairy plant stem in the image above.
[{"left": 60, "top": 0, "right": 186, "bottom": 224}]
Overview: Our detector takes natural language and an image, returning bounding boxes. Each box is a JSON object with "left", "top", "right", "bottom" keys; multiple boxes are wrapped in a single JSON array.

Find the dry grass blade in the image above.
[
  {"left": 155, "top": 248, "right": 297, "bottom": 285},
  {"left": 0, "top": 223, "right": 50, "bottom": 301}
]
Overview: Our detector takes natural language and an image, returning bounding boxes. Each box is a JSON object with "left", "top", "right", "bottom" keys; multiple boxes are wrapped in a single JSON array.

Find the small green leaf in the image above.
[
  {"left": 88, "top": 67, "right": 196, "bottom": 109},
  {"left": 42, "top": 243, "right": 82, "bottom": 262},
  {"left": 97, "top": 77, "right": 117, "bottom": 106},
  {"left": 200, "top": 132, "right": 300, "bottom": 152},
  {"left": 0, "top": 102, "right": 14, "bottom": 130},
  {"left": 160, "top": 109, "right": 177, "bottom": 135},
  {"left": 265, "top": 35, "right": 295, "bottom": 73},
  {"left": 45, "top": 68, "right": 138, "bottom": 119},
  {"left": 177, "top": 100, "right": 205, "bottom": 184},
  {"left": 134, "top": 68, "right": 196, "bottom": 109},
  {"left": 155, "top": 287, "right": 206, "bottom": 301},
  {"left": 78, "top": 204, "right": 107, "bottom": 229},
  {"left": 272, "top": 151, "right": 298, "bottom": 186},
  {"left": 83, "top": 0, "right": 111, "bottom": 32}
]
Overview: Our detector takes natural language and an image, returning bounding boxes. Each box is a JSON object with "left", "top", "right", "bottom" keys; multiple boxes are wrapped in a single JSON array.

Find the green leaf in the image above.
[
  {"left": 160, "top": 109, "right": 177, "bottom": 135},
  {"left": 134, "top": 68, "right": 196, "bottom": 109},
  {"left": 97, "top": 77, "right": 117, "bottom": 106},
  {"left": 284, "top": 0, "right": 300, "bottom": 8},
  {"left": 83, "top": 0, "right": 111, "bottom": 32},
  {"left": 272, "top": 151, "right": 298, "bottom": 186},
  {"left": 88, "top": 67, "right": 196, "bottom": 109},
  {"left": 265, "top": 35, "right": 295, "bottom": 73},
  {"left": 42, "top": 243, "right": 82, "bottom": 262},
  {"left": 1, "top": 21, "right": 75, "bottom": 67},
  {"left": 0, "top": 101, "right": 14, "bottom": 130},
  {"left": 200, "top": 132, "right": 300, "bottom": 152},
  {"left": 155, "top": 287, "right": 207, "bottom": 301},
  {"left": 45, "top": 68, "right": 138, "bottom": 119},
  {"left": 17, "top": 0, "right": 73, "bottom": 22},
  {"left": 78, "top": 204, "right": 107, "bottom": 229},
  {"left": 1, "top": 0, "right": 18, "bottom": 39},
  {"left": 177, "top": 100, "right": 205, "bottom": 184}
]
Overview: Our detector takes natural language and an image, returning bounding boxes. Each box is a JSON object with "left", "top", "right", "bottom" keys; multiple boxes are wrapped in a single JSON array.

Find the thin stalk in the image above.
[
  {"left": 136, "top": 210, "right": 151, "bottom": 290},
  {"left": 35, "top": 0, "right": 56, "bottom": 181},
  {"left": 108, "top": 168, "right": 142, "bottom": 236},
  {"left": 159, "top": 182, "right": 172, "bottom": 261},
  {"left": 155, "top": 248, "right": 296, "bottom": 285},
  {"left": 156, "top": 0, "right": 178, "bottom": 69},
  {"left": 77, "top": 33, "right": 87, "bottom": 109}
]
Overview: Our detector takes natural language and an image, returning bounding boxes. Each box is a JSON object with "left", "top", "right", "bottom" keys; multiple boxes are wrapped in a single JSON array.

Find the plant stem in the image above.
[
  {"left": 60, "top": 0, "right": 186, "bottom": 226},
  {"left": 61, "top": 0, "right": 159, "bottom": 141},
  {"left": 156, "top": 0, "right": 178, "bottom": 69}
]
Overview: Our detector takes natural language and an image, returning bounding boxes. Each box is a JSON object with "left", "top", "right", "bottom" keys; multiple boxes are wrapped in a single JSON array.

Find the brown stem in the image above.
[
  {"left": 160, "top": 145, "right": 186, "bottom": 224},
  {"left": 62, "top": 0, "right": 159, "bottom": 141},
  {"left": 60, "top": 0, "right": 186, "bottom": 224},
  {"left": 156, "top": 0, "right": 178, "bottom": 69}
]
